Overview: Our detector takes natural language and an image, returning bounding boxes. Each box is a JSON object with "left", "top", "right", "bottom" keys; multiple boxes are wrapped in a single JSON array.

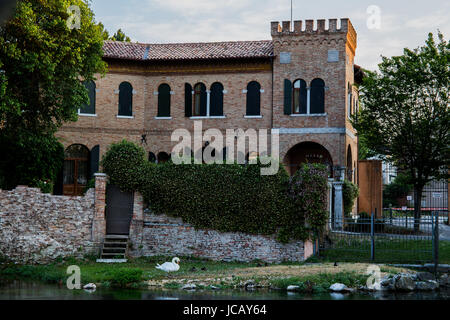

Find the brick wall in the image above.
[
  {"left": 128, "top": 210, "right": 311, "bottom": 263},
  {"left": 0, "top": 186, "right": 100, "bottom": 264}
]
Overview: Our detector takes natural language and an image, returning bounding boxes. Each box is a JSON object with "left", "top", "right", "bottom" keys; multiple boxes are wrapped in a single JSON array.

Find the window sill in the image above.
[
  {"left": 244, "top": 115, "right": 263, "bottom": 119},
  {"left": 190, "top": 116, "right": 226, "bottom": 119},
  {"left": 155, "top": 116, "right": 172, "bottom": 120},
  {"left": 290, "top": 113, "right": 327, "bottom": 117},
  {"left": 117, "top": 115, "right": 134, "bottom": 119},
  {"left": 78, "top": 113, "right": 97, "bottom": 117}
]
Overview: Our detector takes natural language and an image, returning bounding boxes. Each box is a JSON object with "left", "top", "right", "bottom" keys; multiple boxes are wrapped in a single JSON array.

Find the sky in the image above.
[{"left": 90, "top": 0, "right": 450, "bottom": 71}]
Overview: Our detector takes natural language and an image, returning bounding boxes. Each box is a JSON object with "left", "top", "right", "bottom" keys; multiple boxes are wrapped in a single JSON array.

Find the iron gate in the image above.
[{"left": 105, "top": 184, "right": 134, "bottom": 235}]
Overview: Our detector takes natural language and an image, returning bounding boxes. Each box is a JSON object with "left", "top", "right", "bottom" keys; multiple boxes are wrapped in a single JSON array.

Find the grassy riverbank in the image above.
[{"left": 0, "top": 256, "right": 414, "bottom": 293}]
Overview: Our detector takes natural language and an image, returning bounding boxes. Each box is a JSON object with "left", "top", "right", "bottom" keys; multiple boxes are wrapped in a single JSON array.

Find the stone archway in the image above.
[{"left": 284, "top": 141, "right": 333, "bottom": 176}]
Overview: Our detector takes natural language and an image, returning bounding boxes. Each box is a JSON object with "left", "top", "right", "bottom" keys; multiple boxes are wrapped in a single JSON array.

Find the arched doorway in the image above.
[
  {"left": 347, "top": 145, "right": 353, "bottom": 181},
  {"left": 63, "top": 144, "right": 89, "bottom": 196},
  {"left": 284, "top": 142, "right": 333, "bottom": 176},
  {"left": 157, "top": 152, "right": 170, "bottom": 163}
]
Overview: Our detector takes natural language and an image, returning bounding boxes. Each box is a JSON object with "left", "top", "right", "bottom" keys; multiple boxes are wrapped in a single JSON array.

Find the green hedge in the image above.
[
  {"left": 343, "top": 180, "right": 359, "bottom": 217},
  {"left": 101, "top": 140, "right": 329, "bottom": 243}
]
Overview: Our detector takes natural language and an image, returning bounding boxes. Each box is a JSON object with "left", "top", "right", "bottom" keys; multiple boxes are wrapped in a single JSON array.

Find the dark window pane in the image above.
[
  {"left": 80, "top": 81, "right": 96, "bottom": 114},
  {"left": 77, "top": 161, "right": 88, "bottom": 185},
  {"left": 148, "top": 152, "right": 156, "bottom": 163},
  {"left": 246, "top": 81, "right": 261, "bottom": 116},
  {"left": 118, "top": 82, "right": 133, "bottom": 116},
  {"left": 310, "top": 78, "right": 325, "bottom": 114},
  {"left": 63, "top": 160, "right": 75, "bottom": 184},
  {"left": 158, "top": 84, "right": 171, "bottom": 117},
  {"left": 193, "top": 83, "right": 207, "bottom": 116},
  {"left": 293, "top": 79, "right": 307, "bottom": 114},
  {"left": 210, "top": 82, "right": 224, "bottom": 116},
  {"left": 185, "top": 83, "right": 192, "bottom": 117}
]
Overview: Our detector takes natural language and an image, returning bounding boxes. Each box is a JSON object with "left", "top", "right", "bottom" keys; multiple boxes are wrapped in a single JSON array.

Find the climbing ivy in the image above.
[{"left": 101, "top": 140, "right": 330, "bottom": 243}]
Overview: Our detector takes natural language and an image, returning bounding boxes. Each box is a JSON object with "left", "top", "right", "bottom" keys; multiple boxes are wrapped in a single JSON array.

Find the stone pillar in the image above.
[
  {"left": 328, "top": 178, "right": 334, "bottom": 231},
  {"left": 129, "top": 191, "right": 144, "bottom": 257},
  {"left": 92, "top": 173, "right": 107, "bottom": 244},
  {"left": 333, "top": 181, "right": 344, "bottom": 230}
]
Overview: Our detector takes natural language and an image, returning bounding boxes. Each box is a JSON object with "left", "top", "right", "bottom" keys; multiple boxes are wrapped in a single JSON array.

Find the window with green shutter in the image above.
[
  {"left": 283, "top": 79, "right": 292, "bottom": 115},
  {"left": 80, "top": 80, "right": 96, "bottom": 114},
  {"left": 157, "top": 84, "right": 171, "bottom": 117}
]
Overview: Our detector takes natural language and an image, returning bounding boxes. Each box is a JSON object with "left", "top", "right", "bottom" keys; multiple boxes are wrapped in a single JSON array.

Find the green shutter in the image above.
[
  {"left": 284, "top": 79, "right": 292, "bottom": 115},
  {"left": 185, "top": 83, "right": 192, "bottom": 117}
]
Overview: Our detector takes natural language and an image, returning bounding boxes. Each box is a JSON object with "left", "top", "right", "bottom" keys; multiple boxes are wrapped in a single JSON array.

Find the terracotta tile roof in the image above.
[{"left": 103, "top": 40, "right": 274, "bottom": 61}]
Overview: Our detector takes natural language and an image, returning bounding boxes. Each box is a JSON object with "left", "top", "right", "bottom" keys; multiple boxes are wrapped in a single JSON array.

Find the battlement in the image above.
[{"left": 271, "top": 18, "right": 355, "bottom": 37}]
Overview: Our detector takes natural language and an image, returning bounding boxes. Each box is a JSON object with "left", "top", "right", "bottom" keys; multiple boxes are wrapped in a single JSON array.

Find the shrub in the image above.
[
  {"left": 100, "top": 140, "right": 146, "bottom": 192},
  {"left": 343, "top": 180, "right": 359, "bottom": 217},
  {"left": 101, "top": 140, "right": 330, "bottom": 243},
  {"left": 383, "top": 173, "right": 413, "bottom": 207}
]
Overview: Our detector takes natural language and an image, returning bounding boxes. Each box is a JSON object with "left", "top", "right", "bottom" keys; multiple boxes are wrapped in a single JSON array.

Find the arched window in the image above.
[
  {"left": 63, "top": 144, "right": 90, "bottom": 196},
  {"left": 292, "top": 79, "right": 307, "bottom": 114},
  {"left": 157, "top": 84, "right": 171, "bottom": 117},
  {"left": 347, "top": 145, "right": 353, "bottom": 181},
  {"left": 210, "top": 82, "right": 224, "bottom": 116},
  {"left": 246, "top": 81, "right": 261, "bottom": 116},
  {"left": 118, "top": 82, "right": 133, "bottom": 117},
  {"left": 193, "top": 83, "right": 207, "bottom": 116},
  {"left": 310, "top": 79, "right": 325, "bottom": 114},
  {"left": 80, "top": 80, "right": 96, "bottom": 114}
]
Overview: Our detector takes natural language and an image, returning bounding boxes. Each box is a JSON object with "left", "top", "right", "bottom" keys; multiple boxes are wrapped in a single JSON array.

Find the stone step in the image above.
[
  {"left": 103, "top": 248, "right": 126, "bottom": 253},
  {"left": 105, "top": 235, "right": 129, "bottom": 240},
  {"left": 101, "top": 252, "right": 126, "bottom": 257},
  {"left": 103, "top": 242, "right": 128, "bottom": 246},
  {"left": 96, "top": 259, "right": 128, "bottom": 263}
]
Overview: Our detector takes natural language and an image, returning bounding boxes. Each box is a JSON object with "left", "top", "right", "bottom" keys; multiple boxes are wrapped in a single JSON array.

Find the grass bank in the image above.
[{"left": 0, "top": 256, "right": 414, "bottom": 293}]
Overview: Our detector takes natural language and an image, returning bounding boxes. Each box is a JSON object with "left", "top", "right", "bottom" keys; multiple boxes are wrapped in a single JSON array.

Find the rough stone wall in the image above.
[
  {"left": 129, "top": 212, "right": 310, "bottom": 263},
  {"left": 0, "top": 186, "right": 99, "bottom": 264}
]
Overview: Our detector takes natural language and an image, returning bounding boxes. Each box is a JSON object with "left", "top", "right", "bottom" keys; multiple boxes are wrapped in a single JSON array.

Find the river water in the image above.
[{"left": 0, "top": 280, "right": 449, "bottom": 300}]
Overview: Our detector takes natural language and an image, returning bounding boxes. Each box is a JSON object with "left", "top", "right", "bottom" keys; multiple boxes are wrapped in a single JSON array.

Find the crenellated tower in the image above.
[{"left": 271, "top": 18, "right": 359, "bottom": 182}]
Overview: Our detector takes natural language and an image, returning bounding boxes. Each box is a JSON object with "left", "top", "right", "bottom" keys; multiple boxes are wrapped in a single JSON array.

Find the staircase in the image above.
[{"left": 96, "top": 235, "right": 128, "bottom": 263}]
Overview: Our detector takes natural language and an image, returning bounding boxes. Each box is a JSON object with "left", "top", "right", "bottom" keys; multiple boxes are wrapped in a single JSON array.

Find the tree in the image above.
[
  {"left": 354, "top": 32, "right": 449, "bottom": 231},
  {"left": 111, "top": 28, "right": 131, "bottom": 42},
  {"left": 0, "top": 0, "right": 107, "bottom": 189}
]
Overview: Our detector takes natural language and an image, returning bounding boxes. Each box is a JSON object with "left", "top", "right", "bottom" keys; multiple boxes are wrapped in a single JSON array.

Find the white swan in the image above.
[{"left": 155, "top": 257, "right": 180, "bottom": 273}]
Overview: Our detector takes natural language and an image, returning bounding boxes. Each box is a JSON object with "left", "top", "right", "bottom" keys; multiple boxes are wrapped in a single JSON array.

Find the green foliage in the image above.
[
  {"left": 0, "top": 131, "right": 64, "bottom": 190},
  {"left": 83, "top": 178, "right": 96, "bottom": 194},
  {"left": 284, "top": 163, "right": 329, "bottom": 240},
  {"left": 103, "top": 268, "right": 143, "bottom": 287},
  {"left": 100, "top": 140, "right": 146, "bottom": 192},
  {"left": 383, "top": 173, "right": 413, "bottom": 207},
  {"left": 101, "top": 140, "right": 330, "bottom": 243},
  {"left": 353, "top": 32, "right": 449, "bottom": 220},
  {"left": 111, "top": 29, "right": 131, "bottom": 42},
  {"left": 343, "top": 180, "right": 360, "bottom": 217},
  {"left": 0, "top": 0, "right": 106, "bottom": 189}
]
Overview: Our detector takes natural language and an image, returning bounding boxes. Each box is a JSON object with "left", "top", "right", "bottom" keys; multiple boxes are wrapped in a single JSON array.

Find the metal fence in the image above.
[{"left": 319, "top": 209, "right": 443, "bottom": 266}]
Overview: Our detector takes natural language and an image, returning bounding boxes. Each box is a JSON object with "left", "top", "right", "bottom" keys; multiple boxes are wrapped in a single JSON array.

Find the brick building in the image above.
[{"left": 55, "top": 18, "right": 361, "bottom": 196}]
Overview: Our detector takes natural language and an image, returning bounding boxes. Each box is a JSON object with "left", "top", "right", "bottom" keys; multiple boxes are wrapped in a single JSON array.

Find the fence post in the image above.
[
  {"left": 433, "top": 211, "right": 439, "bottom": 274},
  {"left": 389, "top": 207, "right": 393, "bottom": 224},
  {"left": 371, "top": 210, "right": 375, "bottom": 262}
]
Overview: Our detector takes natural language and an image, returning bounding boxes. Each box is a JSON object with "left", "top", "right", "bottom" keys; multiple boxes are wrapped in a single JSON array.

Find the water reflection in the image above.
[{"left": 0, "top": 281, "right": 449, "bottom": 300}]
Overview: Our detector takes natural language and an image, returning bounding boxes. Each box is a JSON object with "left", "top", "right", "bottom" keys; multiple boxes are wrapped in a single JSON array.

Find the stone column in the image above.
[
  {"left": 333, "top": 181, "right": 344, "bottom": 230},
  {"left": 129, "top": 191, "right": 144, "bottom": 257},
  {"left": 327, "top": 178, "right": 334, "bottom": 231},
  {"left": 92, "top": 173, "right": 107, "bottom": 244}
]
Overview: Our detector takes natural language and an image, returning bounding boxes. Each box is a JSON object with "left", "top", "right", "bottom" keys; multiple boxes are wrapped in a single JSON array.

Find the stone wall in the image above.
[
  {"left": 128, "top": 211, "right": 311, "bottom": 263},
  {"left": 0, "top": 186, "right": 100, "bottom": 264}
]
